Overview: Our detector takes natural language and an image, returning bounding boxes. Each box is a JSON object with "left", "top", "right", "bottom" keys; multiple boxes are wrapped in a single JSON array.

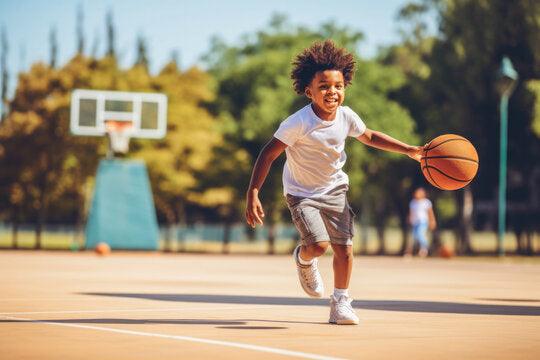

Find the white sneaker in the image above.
[
  {"left": 293, "top": 245, "right": 324, "bottom": 298},
  {"left": 329, "top": 295, "right": 359, "bottom": 325}
]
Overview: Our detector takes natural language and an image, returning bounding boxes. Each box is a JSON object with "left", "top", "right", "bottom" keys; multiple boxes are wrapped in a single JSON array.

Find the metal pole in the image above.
[{"left": 498, "top": 95, "right": 508, "bottom": 256}]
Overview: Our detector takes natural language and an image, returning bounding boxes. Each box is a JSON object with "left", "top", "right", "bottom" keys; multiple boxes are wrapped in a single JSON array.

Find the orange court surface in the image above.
[{"left": 1, "top": 251, "right": 539, "bottom": 359}]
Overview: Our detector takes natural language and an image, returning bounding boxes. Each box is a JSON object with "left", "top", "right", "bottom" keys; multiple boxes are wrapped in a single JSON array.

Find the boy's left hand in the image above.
[{"left": 407, "top": 145, "right": 424, "bottom": 162}]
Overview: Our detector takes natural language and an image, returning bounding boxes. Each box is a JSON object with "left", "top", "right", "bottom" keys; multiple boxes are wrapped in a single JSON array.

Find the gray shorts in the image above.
[{"left": 286, "top": 185, "right": 356, "bottom": 246}]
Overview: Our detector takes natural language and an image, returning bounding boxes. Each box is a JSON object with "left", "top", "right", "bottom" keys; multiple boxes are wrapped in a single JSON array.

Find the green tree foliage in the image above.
[
  {"left": 0, "top": 59, "right": 101, "bottom": 246},
  {"left": 528, "top": 80, "right": 540, "bottom": 137},
  {"left": 129, "top": 61, "right": 229, "bottom": 225}
]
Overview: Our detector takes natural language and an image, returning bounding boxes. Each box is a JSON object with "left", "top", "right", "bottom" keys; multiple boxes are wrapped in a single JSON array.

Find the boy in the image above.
[
  {"left": 245, "top": 40, "right": 422, "bottom": 325},
  {"left": 406, "top": 187, "right": 437, "bottom": 258}
]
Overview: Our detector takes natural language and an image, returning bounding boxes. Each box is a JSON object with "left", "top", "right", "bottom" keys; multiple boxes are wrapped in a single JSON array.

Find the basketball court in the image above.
[{"left": 1, "top": 251, "right": 538, "bottom": 359}]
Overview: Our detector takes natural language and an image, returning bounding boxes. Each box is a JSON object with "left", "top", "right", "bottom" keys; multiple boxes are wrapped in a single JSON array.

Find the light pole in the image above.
[{"left": 496, "top": 56, "right": 518, "bottom": 256}]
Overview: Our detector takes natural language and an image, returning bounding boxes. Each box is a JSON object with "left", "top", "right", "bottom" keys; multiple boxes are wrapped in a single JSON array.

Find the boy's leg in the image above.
[
  {"left": 328, "top": 244, "right": 358, "bottom": 325},
  {"left": 321, "top": 197, "right": 358, "bottom": 325},
  {"left": 299, "top": 241, "right": 329, "bottom": 261},
  {"left": 287, "top": 195, "right": 329, "bottom": 298},
  {"left": 292, "top": 242, "right": 327, "bottom": 298},
  {"left": 331, "top": 243, "right": 353, "bottom": 289}
]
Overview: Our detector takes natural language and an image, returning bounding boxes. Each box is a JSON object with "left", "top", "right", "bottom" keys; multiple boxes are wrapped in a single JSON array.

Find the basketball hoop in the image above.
[{"left": 105, "top": 120, "right": 133, "bottom": 156}]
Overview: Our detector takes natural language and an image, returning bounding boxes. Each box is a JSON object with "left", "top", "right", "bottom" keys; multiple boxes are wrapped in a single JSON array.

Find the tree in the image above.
[
  {"left": 49, "top": 27, "right": 58, "bottom": 68},
  {"left": 76, "top": 4, "right": 85, "bottom": 54},
  {"left": 121, "top": 60, "right": 229, "bottom": 248},
  {"left": 106, "top": 10, "right": 115, "bottom": 57},
  {"left": 135, "top": 35, "right": 149, "bottom": 69},
  {"left": 0, "top": 54, "right": 114, "bottom": 247},
  {"left": 1, "top": 27, "right": 8, "bottom": 121}
]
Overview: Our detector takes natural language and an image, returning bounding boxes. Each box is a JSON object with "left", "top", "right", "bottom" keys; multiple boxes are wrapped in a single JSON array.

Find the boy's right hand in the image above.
[
  {"left": 246, "top": 189, "right": 265, "bottom": 228},
  {"left": 407, "top": 145, "right": 424, "bottom": 162}
]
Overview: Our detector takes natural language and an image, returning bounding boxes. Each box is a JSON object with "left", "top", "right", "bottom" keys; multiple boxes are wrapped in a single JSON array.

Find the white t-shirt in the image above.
[
  {"left": 409, "top": 198, "right": 432, "bottom": 224},
  {"left": 273, "top": 104, "right": 366, "bottom": 197}
]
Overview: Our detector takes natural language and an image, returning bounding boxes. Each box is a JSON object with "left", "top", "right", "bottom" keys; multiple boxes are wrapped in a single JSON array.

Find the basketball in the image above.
[
  {"left": 439, "top": 244, "right": 454, "bottom": 259},
  {"left": 95, "top": 242, "right": 111, "bottom": 256},
  {"left": 421, "top": 134, "right": 479, "bottom": 190}
]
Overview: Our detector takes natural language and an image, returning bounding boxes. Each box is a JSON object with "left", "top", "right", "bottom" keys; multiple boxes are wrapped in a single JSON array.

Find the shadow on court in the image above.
[{"left": 80, "top": 293, "right": 540, "bottom": 316}]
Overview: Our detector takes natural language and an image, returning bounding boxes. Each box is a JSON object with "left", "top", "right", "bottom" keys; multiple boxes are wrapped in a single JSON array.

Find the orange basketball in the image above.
[
  {"left": 95, "top": 242, "right": 111, "bottom": 256},
  {"left": 421, "top": 134, "right": 479, "bottom": 190},
  {"left": 439, "top": 244, "right": 454, "bottom": 259}
]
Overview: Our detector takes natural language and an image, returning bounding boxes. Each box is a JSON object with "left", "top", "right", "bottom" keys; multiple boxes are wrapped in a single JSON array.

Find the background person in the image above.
[{"left": 406, "top": 187, "right": 437, "bottom": 257}]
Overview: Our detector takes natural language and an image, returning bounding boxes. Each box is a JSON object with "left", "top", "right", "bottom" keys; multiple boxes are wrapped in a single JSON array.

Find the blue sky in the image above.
[{"left": 0, "top": 0, "right": 434, "bottom": 103}]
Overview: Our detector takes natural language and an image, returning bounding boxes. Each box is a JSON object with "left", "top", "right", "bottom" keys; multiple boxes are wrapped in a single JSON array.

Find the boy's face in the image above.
[{"left": 305, "top": 70, "right": 345, "bottom": 120}]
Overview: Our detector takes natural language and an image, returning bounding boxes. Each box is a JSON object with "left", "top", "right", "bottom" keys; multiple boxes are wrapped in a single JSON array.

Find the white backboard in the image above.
[{"left": 70, "top": 89, "right": 167, "bottom": 139}]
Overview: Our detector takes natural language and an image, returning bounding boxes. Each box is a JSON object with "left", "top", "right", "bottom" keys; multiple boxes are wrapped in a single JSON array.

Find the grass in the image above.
[{"left": 1, "top": 225, "right": 538, "bottom": 256}]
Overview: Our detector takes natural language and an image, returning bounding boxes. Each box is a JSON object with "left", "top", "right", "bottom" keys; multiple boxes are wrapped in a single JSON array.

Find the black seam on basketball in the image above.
[
  {"left": 424, "top": 138, "right": 468, "bottom": 151},
  {"left": 422, "top": 165, "right": 473, "bottom": 182},
  {"left": 420, "top": 146, "right": 442, "bottom": 189},
  {"left": 424, "top": 167, "right": 442, "bottom": 189},
  {"left": 420, "top": 155, "right": 478, "bottom": 164},
  {"left": 422, "top": 149, "right": 443, "bottom": 189}
]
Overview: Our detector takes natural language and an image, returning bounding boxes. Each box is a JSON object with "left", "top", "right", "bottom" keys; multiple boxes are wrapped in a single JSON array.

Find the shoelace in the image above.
[
  {"left": 335, "top": 297, "right": 354, "bottom": 314},
  {"left": 301, "top": 262, "right": 320, "bottom": 288}
]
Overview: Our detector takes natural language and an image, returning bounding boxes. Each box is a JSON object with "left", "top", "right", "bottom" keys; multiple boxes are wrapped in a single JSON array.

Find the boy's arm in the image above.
[
  {"left": 246, "top": 137, "right": 288, "bottom": 228},
  {"left": 357, "top": 128, "right": 422, "bottom": 162}
]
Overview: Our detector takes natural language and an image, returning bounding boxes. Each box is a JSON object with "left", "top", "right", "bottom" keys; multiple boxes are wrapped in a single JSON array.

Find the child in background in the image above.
[
  {"left": 407, "top": 187, "right": 437, "bottom": 257},
  {"left": 245, "top": 40, "right": 422, "bottom": 325}
]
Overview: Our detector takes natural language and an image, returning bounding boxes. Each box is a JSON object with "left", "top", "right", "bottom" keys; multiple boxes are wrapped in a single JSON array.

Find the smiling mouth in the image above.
[{"left": 324, "top": 98, "right": 338, "bottom": 106}]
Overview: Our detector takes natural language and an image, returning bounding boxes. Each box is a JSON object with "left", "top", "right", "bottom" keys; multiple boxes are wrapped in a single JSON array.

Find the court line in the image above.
[
  {"left": 0, "top": 298, "right": 76, "bottom": 301},
  {"left": 0, "top": 305, "right": 281, "bottom": 316},
  {"left": 2, "top": 315, "right": 345, "bottom": 360}
]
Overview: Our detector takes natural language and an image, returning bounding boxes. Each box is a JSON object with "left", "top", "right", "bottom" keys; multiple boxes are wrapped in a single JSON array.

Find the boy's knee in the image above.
[
  {"left": 332, "top": 244, "right": 353, "bottom": 260},
  {"left": 305, "top": 241, "right": 329, "bottom": 257}
]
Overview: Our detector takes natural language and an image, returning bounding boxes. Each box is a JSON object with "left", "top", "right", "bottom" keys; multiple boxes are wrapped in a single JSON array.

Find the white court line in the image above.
[
  {"left": 2, "top": 315, "right": 346, "bottom": 360},
  {"left": 0, "top": 305, "right": 280, "bottom": 316},
  {"left": 0, "top": 298, "right": 76, "bottom": 301}
]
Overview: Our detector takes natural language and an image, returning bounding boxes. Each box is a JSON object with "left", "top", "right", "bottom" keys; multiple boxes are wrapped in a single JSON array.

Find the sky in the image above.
[{"left": 0, "top": 0, "right": 435, "bottom": 104}]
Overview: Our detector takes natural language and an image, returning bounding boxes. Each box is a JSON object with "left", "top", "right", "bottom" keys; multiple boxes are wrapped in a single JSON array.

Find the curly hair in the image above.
[{"left": 291, "top": 40, "right": 356, "bottom": 95}]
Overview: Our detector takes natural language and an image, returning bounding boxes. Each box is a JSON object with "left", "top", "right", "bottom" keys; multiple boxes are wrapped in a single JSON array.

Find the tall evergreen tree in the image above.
[
  {"left": 0, "top": 27, "right": 8, "bottom": 121},
  {"left": 135, "top": 34, "right": 149, "bottom": 68},
  {"left": 106, "top": 10, "right": 115, "bottom": 57},
  {"left": 49, "top": 27, "right": 58, "bottom": 68},
  {"left": 76, "top": 4, "right": 85, "bottom": 54},
  {"left": 170, "top": 49, "right": 179, "bottom": 68}
]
